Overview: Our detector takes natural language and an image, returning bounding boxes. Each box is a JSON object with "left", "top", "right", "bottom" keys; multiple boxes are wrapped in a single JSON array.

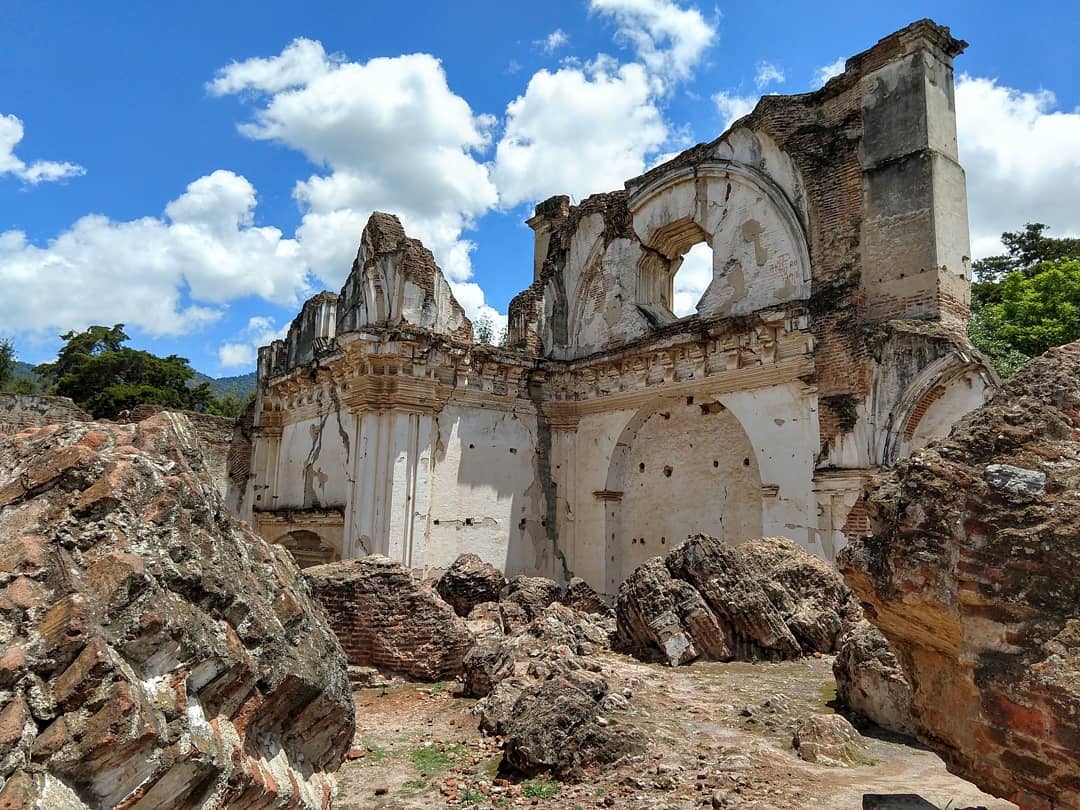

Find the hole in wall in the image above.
[
  {"left": 664, "top": 465, "right": 673, "bottom": 477},
  {"left": 743, "top": 457, "right": 751, "bottom": 466},
  {"left": 672, "top": 241, "right": 713, "bottom": 317},
  {"left": 686, "top": 396, "right": 694, "bottom": 405},
  {"left": 433, "top": 519, "right": 440, "bottom": 526},
  {"left": 639, "top": 462, "right": 646, "bottom": 472},
  {"left": 713, "top": 460, "right": 719, "bottom": 468},
  {"left": 465, "top": 517, "right": 474, "bottom": 526}
]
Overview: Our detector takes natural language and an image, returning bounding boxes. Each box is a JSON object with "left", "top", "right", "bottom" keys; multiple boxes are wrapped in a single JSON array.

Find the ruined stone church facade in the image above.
[{"left": 239, "top": 20, "right": 995, "bottom": 594}]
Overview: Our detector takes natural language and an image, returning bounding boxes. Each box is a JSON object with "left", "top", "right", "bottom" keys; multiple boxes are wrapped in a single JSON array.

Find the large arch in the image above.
[
  {"left": 628, "top": 156, "right": 812, "bottom": 322},
  {"left": 881, "top": 354, "right": 996, "bottom": 464},
  {"left": 602, "top": 395, "right": 764, "bottom": 591},
  {"left": 273, "top": 529, "right": 340, "bottom": 569}
]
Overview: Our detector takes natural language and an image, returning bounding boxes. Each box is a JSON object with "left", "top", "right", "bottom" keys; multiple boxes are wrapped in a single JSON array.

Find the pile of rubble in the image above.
[
  {"left": 299, "top": 537, "right": 925, "bottom": 786},
  {"left": 614, "top": 534, "right": 914, "bottom": 736},
  {"left": 0, "top": 414, "right": 355, "bottom": 808}
]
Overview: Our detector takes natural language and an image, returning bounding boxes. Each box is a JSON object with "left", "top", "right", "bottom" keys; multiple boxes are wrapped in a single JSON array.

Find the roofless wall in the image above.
[{"left": 243, "top": 20, "right": 995, "bottom": 593}]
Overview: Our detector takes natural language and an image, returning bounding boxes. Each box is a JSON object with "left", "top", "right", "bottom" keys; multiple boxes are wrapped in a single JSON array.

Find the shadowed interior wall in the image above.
[{"left": 606, "top": 398, "right": 763, "bottom": 588}]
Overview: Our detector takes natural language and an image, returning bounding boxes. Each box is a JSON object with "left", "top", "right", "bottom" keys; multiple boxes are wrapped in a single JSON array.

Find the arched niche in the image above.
[
  {"left": 274, "top": 529, "right": 340, "bottom": 569},
  {"left": 881, "top": 354, "right": 996, "bottom": 464},
  {"left": 602, "top": 396, "right": 764, "bottom": 592},
  {"left": 628, "top": 159, "right": 811, "bottom": 321}
]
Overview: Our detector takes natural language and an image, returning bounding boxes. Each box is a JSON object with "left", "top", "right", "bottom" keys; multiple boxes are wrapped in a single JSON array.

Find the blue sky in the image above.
[{"left": 2, "top": 0, "right": 1079, "bottom": 374}]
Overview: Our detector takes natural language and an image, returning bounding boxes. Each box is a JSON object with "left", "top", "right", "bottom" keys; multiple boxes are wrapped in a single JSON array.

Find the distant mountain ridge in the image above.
[
  {"left": 9, "top": 361, "right": 257, "bottom": 401},
  {"left": 192, "top": 371, "right": 258, "bottom": 400}
]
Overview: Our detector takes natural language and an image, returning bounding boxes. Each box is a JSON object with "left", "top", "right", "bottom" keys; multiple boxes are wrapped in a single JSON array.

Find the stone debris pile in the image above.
[{"left": 615, "top": 535, "right": 863, "bottom": 665}]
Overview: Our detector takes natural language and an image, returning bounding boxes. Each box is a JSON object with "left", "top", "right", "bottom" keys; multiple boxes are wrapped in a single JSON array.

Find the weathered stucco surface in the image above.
[{"left": 243, "top": 20, "right": 996, "bottom": 594}]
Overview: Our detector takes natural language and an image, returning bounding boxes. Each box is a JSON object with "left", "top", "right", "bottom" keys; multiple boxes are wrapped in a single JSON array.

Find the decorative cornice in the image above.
[
  {"left": 543, "top": 355, "right": 813, "bottom": 426},
  {"left": 258, "top": 308, "right": 815, "bottom": 429}
]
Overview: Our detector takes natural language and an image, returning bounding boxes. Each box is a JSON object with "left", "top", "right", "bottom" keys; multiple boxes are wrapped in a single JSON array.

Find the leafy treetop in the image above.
[
  {"left": 34, "top": 324, "right": 218, "bottom": 419},
  {"left": 969, "top": 224, "right": 1080, "bottom": 377}
]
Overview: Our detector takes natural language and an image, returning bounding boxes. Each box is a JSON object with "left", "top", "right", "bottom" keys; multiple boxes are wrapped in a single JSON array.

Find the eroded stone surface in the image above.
[
  {"left": 0, "top": 414, "right": 354, "bottom": 809},
  {"left": 495, "top": 665, "right": 647, "bottom": 780},
  {"left": 841, "top": 341, "right": 1080, "bottom": 809},
  {"left": 436, "top": 553, "right": 506, "bottom": 618},
  {"left": 833, "top": 620, "right": 915, "bottom": 737},
  {"left": 499, "top": 575, "right": 561, "bottom": 631},
  {"left": 616, "top": 536, "right": 861, "bottom": 665},
  {"left": 791, "top": 714, "right": 866, "bottom": 767}
]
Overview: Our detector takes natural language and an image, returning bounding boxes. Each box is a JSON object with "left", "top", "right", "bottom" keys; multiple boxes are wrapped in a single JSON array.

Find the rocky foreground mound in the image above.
[
  {"left": 0, "top": 414, "right": 354, "bottom": 808},
  {"left": 841, "top": 341, "right": 1080, "bottom": 810}
]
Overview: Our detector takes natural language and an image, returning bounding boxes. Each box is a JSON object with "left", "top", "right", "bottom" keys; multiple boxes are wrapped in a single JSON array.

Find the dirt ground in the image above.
[{"left": 334, "top": 652, "right": 1012, "bottom": 810}]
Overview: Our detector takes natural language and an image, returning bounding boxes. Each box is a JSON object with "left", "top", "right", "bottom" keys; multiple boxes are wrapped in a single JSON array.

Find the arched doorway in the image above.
[
  {"left": 274, "top": 529, "right": 340, "bottom": 569},
  {"left": 603, "top": 396, "right": 764, "bottom": 592}
]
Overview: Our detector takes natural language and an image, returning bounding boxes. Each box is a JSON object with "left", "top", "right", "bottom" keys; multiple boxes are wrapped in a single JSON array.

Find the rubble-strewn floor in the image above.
[{"left": 335, "top": 653, "right": 1011, "bottom": 809}]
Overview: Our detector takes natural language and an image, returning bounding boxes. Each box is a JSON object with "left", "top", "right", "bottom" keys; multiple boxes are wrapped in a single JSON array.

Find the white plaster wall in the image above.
[
  {"left": 696, "top": 173, "right": 810, "bottom": 318},
  {"left": 902, "top": 369, "right": 990, "bottom": 457},
  {"left": 344, "top": 410, "right": 431, "bottom": 563},
  {"left": 613, "top": 399, "right": 764, "bottom": 585},
  {"left": 272, "top": 410, "right": 352, "bottom": 511},
  {"left": 570, "top": 238, "right": 651, "bottom": 358},
  {"left": 711, "top": 129, "right": 807, "bottom": 223},
  {"left": 424, "top": 405, "right": 544, "bottom": 575},
  {"left": 555, "top": 409, "right": 636, "bottom": 588},
  {"left": 557, "top": 381, "right": 821, "bottom": 594},
  {"left": 717, "top": 384, "right": 822, "bottom": 556},
  {"left": 248, "top": 431, "right": 279, "bottom": 515}
]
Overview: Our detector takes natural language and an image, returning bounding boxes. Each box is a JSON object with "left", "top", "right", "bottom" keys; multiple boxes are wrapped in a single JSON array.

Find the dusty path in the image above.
[{"left": 335, "top": 653, "right": 1012, "bottom": 810}]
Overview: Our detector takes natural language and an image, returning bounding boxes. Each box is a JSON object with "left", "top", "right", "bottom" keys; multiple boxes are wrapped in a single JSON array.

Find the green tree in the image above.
[
  {"left": 0, "top": 339, "right": 13, "bottom": 389},
  {"left": 35, "top": 324, "right": 217, "bottom": 419},
  {"left": 982, "top": 259, "right": 1080, "bottom": 357},
  {"left": 969, "top": 224, "right": 1080, "bottom": 378},
  {"left": 967, "top": 307, "right": 1031, "bottom": 379},
  {"left": 973, "top": 223, "right": 1080, "bottom": 283},
  {"left": 213, "top": 391, "right": 255, "bottom": 419}
]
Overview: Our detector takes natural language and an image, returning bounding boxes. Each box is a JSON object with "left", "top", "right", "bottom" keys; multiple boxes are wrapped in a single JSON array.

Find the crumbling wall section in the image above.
[
  {"left": 0, "top": 393, "right": 91, "bottom": 435},
  {"left": 337, "top": 212, "right": 472, "bottom": 343},
  {"left": 304, "top": 556, "right": 475, "bottom": 681}
]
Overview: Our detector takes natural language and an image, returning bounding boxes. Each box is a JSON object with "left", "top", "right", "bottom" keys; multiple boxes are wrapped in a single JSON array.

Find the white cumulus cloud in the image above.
[
  {"left": 713, "top": 91, "right": 757, "bottom": 129},
  {"left": 493, "top": 59, "right": 668, "bottom": 206},
  {"left": 209, "top": 40, "right": 498, "bottom": 290},
  {"left": 218, "top": 314, "right": 289, "bottom": 368},
  {"left": 0, "top": 114, "right": 85, "bottom": 185},
  {"left": 672, "top": 241, "right": 712, "bottom": 316},
  {"left": 754, "top": 61, "right": 785, "bottom": 89},
  {"left": 589, "top": 0, "right": 715, "bottom": 88},
  {"left": 493, "top": 0, "right": 713, "bottom": 208},
  {"left": 0, "top": 170, "right": 309, "bottom": 337},
  {"left": 956, "top": 74, "right": 1080, "bottom": 258}
]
